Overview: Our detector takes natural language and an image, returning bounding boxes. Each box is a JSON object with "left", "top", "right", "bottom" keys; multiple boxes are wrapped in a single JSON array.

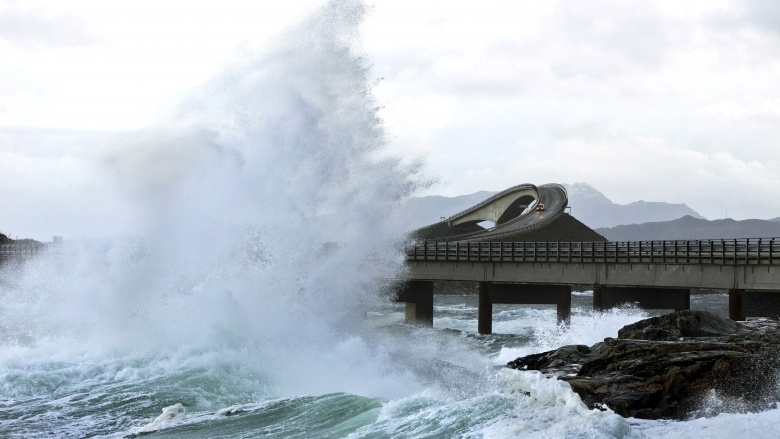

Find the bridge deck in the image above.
[{"left": 405, "top": 239, "right": 780, "bottom": 291}]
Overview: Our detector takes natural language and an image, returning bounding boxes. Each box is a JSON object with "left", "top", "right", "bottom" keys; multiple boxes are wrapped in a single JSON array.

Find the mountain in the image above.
[
  {"left": 396, "top": 191, "right": 497, "bottom": 230},
  {"left": 597, "top": 215, "right": 780, "bottom": 241},
  {"left": 562, "top": 183, "right": 705, "bottom": 229},
  {"left": 397, "top": 183, "right": 705, "bottom": 230}
]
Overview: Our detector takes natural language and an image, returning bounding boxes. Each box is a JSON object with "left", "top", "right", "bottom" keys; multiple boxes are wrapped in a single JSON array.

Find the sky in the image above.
[{"left": 2, "top": 0, "right": 780, "bottom": 240}]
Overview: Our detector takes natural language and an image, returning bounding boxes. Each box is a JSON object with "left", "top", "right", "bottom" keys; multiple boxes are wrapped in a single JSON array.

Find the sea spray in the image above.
[
  {"left": 2, "top": 0, "right": 420, "bottom": 355},
  {"left": 0, "top": 2, "right": 488, "bottom": 436},
  {"left": 527, "top": 304, "right": 650, "bottom": 350}
]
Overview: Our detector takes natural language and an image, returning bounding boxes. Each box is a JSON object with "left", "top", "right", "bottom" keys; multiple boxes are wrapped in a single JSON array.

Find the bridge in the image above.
[
  {"left": 399, "top": 183, "right": 780, "bottom": 333},
  {"left": 411, "top": 183, "right": 572, "bottom": 241}
]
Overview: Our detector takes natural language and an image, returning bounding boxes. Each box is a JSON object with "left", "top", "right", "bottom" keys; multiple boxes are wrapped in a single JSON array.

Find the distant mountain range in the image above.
[
  {"left": 397, "top": 191, "right": 498, "bottom": 229},
  {"left": 399, "top": 182, "right": 780, "bottom": 240},
  {"left": 561, "top": 183, "right": 705, "bottom": 229},
  {"left": 597, "top": 216, "right": 780, "bottom": 241},
  {"left": 399, "top": 182, "right": 704, "bottom": 230}
]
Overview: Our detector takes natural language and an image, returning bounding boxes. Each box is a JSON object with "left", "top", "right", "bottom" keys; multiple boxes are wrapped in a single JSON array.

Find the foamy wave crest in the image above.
[
  {"left": 480, "top": 369, "right": 631, "bottom": 438},
  {"left": 135, "top": 403, "right": 187, "bottom": 434}
]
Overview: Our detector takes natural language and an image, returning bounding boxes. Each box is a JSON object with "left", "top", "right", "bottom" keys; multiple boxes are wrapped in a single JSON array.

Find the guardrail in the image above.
[
  {"left": 0, "top": 242, "right": 49, "bottom": 262},
  {"left": 405, "top": 238, "right": 780, "bottom": 265},
  {"left": 443, "top": 183, "right": 538, "bottom": 223}
]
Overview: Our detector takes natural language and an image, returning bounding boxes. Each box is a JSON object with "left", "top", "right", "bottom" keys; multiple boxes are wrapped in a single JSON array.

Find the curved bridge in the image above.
[{"left": 413, "top": 183, "right": 568, "bottom": 242}]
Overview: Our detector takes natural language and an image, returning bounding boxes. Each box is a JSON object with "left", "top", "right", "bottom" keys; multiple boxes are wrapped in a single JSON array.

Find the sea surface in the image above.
[{"left": 3, "top": 282, "right": 779, "bottom": 438}]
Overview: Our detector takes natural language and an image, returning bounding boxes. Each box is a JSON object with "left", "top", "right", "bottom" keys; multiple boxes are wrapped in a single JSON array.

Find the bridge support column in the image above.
[
  {"left": 478, "top": 283, "right": 571, "bottom": 334},
  {"left": 593, "top": 285, "right": 605, "bottom": 311},
  {"left": 729, "top": 289, "right": 745, "bottom": 321},
  {"left": 395, "top": 281, "right": 433, "bottom": 326},
  {"left": 597, "top": 287, "right": 690, "bottom": 311},
  {"left": 478, "top": 282, "right": 492, "bottom": 334},
  {"left": 557, "top": 291, "right": 572, "bottom": 325}
]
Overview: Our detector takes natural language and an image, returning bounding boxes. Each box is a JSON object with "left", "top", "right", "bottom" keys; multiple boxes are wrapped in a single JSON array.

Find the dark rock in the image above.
[
  {"left": 507, "top": 310, "right": 780, "bottom": 420},
  {"left": 618, "top": 311, "right": 746, "bottom": 341},
  {"left": 507, "top": 344, "right": 590, "bottom": 376}
]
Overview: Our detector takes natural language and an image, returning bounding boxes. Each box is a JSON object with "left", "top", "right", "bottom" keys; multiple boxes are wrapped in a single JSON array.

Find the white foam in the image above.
[
  {"left": 492, "top": 306, "right": 649, "bottom": 364},
  {"left": 572, "top": 289, "right": 594, "bottom": 296},
  {"left": 628, "top": 406, "right": 780, "bottom": 438},
  {"left": 136, "top": 403, "right": 187, "bottom": 434},
  {"left": 531, "top": 306, "right": 649, "bottom": 349},
  {"left": 476, "top": 369, "right": 632, "bottom": 438}
]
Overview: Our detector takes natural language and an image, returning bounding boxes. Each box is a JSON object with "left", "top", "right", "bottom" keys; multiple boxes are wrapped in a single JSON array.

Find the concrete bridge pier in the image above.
[
  {"left": 729, "top": 289, "right": 744, "bottom": 321},
  {"left": 395, "top": 281, "right": 434, "bottom": 326},
  {"left": 478, "top": 282, "right": 571, "bottom": 334},
  {"left": 593, "top": 285, "right": 690, "bottom": 312},
  {"left": 730, "top": 289, "right": 780, "bottom": 320},
  {"left": 478, "top": 282, "right": 491, "bottom": 334}
]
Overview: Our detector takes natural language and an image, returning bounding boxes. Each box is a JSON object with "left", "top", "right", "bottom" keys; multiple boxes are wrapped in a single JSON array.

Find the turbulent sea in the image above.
[
  {"left": 2, "top": 1, "right": 780, "bottom": 437},
  {"left": 3, "top": 287, "right": 780, "bottom": 438}
]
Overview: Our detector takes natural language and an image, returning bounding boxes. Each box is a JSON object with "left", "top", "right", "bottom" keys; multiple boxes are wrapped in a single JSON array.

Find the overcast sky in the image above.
[{"left": 2, "top": 0, "right": 780, "bottom": 240}]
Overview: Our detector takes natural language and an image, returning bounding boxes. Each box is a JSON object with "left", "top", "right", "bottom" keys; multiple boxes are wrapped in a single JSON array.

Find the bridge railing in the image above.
[
  {"left": 0, "top": 242, "right": 49, "bottom": 263},
  {"left": 404, "top": 238, "right": 780, "bottom": 265}
]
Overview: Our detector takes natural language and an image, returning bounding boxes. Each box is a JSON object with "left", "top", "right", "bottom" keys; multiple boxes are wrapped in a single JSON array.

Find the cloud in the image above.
[
  {"left": 547, "top": 0, "right": 678, "bottom": 78},
  {"left": 0, "top": 147, "right": 137, "bottom": 240},
  {"left": 431, "top": 132, "right": 780, "bottom": 220},
  {"left": 738, "top": 0, "right": 780, "bottom": 35},
  {"left": 0, "top": 3, "right": 95, "bottom": 50},
  {"left": 369, "top": 0, "right": 780, "bottom": 220},
  {"left": 3, "top": 0, "right": 780, "bottom": 231}
]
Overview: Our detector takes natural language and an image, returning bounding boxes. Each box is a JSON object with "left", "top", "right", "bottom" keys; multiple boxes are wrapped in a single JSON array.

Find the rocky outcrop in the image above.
[{"left": 507, "top": 311, "right": 780, "bottom": 420}]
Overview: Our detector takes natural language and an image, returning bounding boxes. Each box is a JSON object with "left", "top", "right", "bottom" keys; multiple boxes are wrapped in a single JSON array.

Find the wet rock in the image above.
[
  {"left": 507, "top": 344, "right": 591, "bottom": 376},
  {"left": 617, "top": 311, "right": 746, "bottom": 341},
  {"left": 507, "top": 310, "right": 780, "bottom": 420}
]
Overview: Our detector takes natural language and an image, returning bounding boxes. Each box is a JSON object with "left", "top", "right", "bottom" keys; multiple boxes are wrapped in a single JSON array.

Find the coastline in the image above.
[{"left": 507, "top": 310, "right": 780, "bottom": 420}]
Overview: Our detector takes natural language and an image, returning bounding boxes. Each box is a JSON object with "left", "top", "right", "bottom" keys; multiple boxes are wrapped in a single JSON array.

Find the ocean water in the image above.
[
  {"left": 2, "top": 1, "right": 779, "bottom": 437},
  {"left": 4, "top": 282, "right": 779, "bottom": 438}
]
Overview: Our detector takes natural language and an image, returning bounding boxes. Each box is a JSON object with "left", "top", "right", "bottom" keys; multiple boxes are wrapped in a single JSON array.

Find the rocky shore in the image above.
[{"left": 507, "top": 311, "right": 780, "bottom": 420}]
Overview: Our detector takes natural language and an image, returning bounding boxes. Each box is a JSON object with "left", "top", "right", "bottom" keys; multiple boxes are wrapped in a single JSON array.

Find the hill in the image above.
[
  {"left": 562, "top": 183, "right": 705, "bottom": 228},
  {"left": 597, "top": 215, "right": 780, "bottom": 241}
]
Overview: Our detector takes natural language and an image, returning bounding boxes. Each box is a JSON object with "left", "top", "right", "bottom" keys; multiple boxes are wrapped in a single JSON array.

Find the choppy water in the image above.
[
  {"left": 2, "top": 1, "right": 779, "bottom": 437},
  {"left": 3, "top": 288, "right": 778, "bottom": 438}
]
